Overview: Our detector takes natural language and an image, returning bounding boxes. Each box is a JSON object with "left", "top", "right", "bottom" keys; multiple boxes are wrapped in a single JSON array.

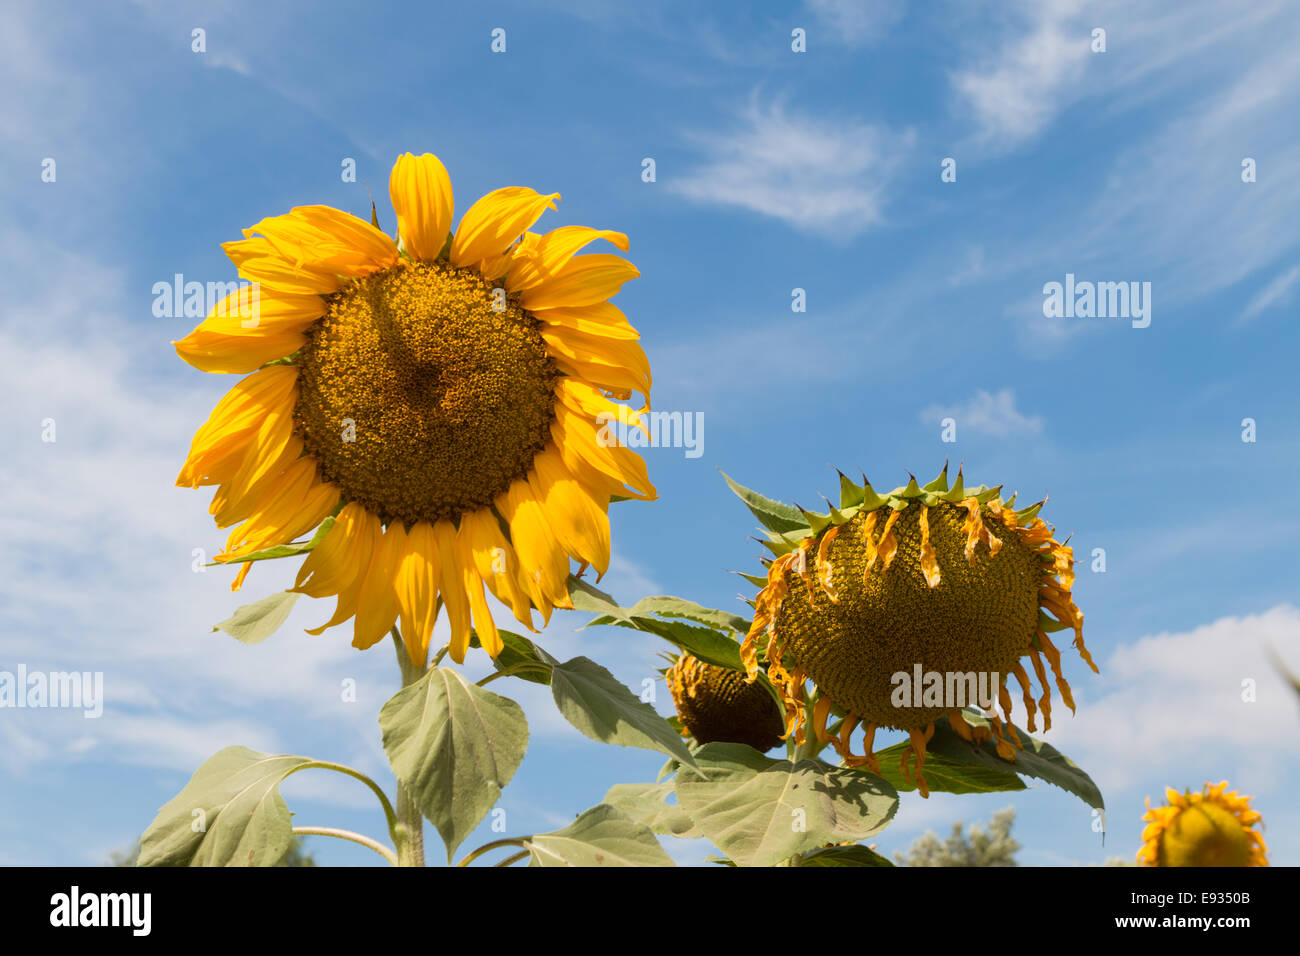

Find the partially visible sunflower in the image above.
[
  {"left": 1138, "top": 781, "right": 1268, "bottom": 867},
  {"left": 739, "top": 465, "right": 1097, "bottom": 797},
  {"left": 175, "top": 152, "right": 655, "bottom": 668},
  {"left": 666, "top": 653, "right": 785, "bottom": 752}
]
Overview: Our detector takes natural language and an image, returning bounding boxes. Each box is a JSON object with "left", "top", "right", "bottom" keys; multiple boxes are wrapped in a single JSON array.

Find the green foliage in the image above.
[
  {"left": 378, "top": 667, "right": 529, "bottom": 860},
  {"left": 138, "top": 747, "right": 316, "bottom": 867},
  {"left": 522, "top": 805, "right": 674, "bottom": 867},
  {"left": 896, "top": 807, "right": 1019, "bottom": 867},
  {"left": 211, "top": 590, "right": 301, "bottom": 644}
]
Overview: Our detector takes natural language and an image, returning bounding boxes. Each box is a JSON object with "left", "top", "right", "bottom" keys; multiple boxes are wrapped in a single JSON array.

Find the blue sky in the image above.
[{"left": 2, "top": 0, "right": 1298, "bottom": 867}]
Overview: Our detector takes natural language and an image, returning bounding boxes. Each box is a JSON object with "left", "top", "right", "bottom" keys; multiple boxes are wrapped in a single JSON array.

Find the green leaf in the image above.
[
  {"left": 794, "top": 844, "right": 895, "bottom": 867},
  {"left": 472, "top": 629, "right": 553, "bottom": 685},
  {"left": 873, "top": 741, "right": 1028, "bottom": 795},
  {"left": 602, "top": 782, "right": 700, "bottom": 838},
  {"left": 625, "top": 596, "right": 750, "bottom": 635},
  {"left": 208, "top": 517, "right": 334, "bottom": 566},
  {"left": 379, "top": 667, "right": 529, "bottom": 860},
  {"left": 536, "top": 649, "right": 697, "bottom": 767},
  {"left": 721, "top": 470, "right": 810, "bottom": 534},
  {"left": 675, "top": 743, "right": 898, "bottom": 867},
  {"left": 211, "top": 590, "right": 301, "bottom": 644},
  {"left": 566, "top": 575, "right": 633, "bottom": 622},
  {"left": 138, "top": 746, "right": 314, "bottom": 867},
  {"left": 926, "top": 711, "right": 1104, "bottom": 811},
  {"left": 523, "top": 805, "right": 674, "bottom": 867}
]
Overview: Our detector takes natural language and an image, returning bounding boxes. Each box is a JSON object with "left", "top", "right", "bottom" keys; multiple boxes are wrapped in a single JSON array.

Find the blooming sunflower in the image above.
[
  {"left": 175, "top": 152, "right": 656, "bottom": 668},
  {"left": 666, "top": 653, "right": 785, "bottom": 752},
  {"left": 1138, "top": 781, "right": 1268, "bottom": 867},
  {"left": 739, "top": 464, "right": 1097, "bottom": 797}
]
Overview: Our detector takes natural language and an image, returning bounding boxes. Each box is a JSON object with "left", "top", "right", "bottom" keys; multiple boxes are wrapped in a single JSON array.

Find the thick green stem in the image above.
[
  {"left": 391, "top": 628, "right": 429, "bottom": 867},
  {"left": 292, "top": 826, "right": 398, "bottom": 866}
]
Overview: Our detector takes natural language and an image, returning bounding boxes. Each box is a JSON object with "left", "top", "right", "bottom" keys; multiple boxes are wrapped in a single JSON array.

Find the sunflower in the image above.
[
  {"left": 1138, "top": 781, "right": 1268, "bottom": 867},
  {"left": 666, "top": 653, "right": 785, "bottom": 752},
  {"left": 739, "top": 464, "right": 1097, "bottom": 797},
  {"left": 175, "top": 152, "right": 656, "bottom": 668}
]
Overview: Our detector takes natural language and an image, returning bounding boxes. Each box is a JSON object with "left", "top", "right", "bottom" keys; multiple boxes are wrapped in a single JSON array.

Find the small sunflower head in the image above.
[
  {"left": 738, "top": 464, "right": 1098, "bottom": 796},
  {"left": 1138, "top": 781, "right": 1268, "bottom": 867},
  {"left": 666, "top": 654, "right": 785, "bottom": 752}
]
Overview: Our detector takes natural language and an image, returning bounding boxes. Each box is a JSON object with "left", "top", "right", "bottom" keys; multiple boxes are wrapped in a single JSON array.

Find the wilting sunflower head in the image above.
[
  {"left": 666, "top": 654, "right": 785, "bottom": 752},
  {"left": 739, "top": 464, "right": 1098, "bottom": 797},
  {"left": 1138, "top": 781, "right": 1268, "bottom": 867},
  {"left": 174, "top": 152, "right": 657, "bottom": 669}
]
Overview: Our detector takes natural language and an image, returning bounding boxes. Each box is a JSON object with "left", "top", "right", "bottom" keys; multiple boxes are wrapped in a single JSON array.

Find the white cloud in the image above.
[
  {"left": 1048, "top": 605, "right": 1300, "bottom": 793},
  {"left": 805, "top": 0, "right": 906, "bottom": 46},
  {"left": 672, "top": 96, "right": 915, "bottom": 238},
  {"left": 920, "top": 388, "right": 1044, "bottom": 437},
  {"left": 1238, "top": 264, "right": 1300, "bottom": 324}
]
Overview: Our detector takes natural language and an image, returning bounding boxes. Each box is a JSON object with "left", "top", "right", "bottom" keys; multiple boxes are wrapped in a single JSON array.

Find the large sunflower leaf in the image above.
[
  {"left": 522, "top": 805, "right": 674, "bottom": 867},
  {"left": 873, "top": 740, "right": 1028, "bottom": 795},
  {"left": 535, "top": 648, "right": 697, "bottom": 768},
  {"left": 379, "top": 667, "right": 529, "bottom": 860},
  {"left": 674, "top": 743, "right": 898, "bottom": 867},
  {"left": 721, "top": 470, "right": 810, "bottom": 534},
  {"left": 624, "top": 596, "right": 750, "bottom": 635},
  {"left": 602, "top": 782, "right": 700, "bottom": 838},
  {"left": 139, "top": 746, "right": 314, "bottom": 867},
  {"left": 926, "top": 711, "right": 1104, "bottom": 811},
  {"left": 211, "top": 590, "right": 301, "bottom": 645},
  {"left": 794, "top": 844, "right": 894, "bottom": 867},
  {"left": 471, "top": 629, "right": 553, "bottom": 685}
]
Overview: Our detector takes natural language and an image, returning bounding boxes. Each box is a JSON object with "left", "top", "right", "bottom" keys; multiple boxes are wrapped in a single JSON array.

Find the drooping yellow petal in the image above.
[
  {"left": 459, "top": 507, "right": 536, "bottom": 632},
  {"left": 306, "top": 508, "right": 381, "bottom": 635},
  {"left": 529, "top": 448, "right": 611, "bottom": 576},
  {"left": 506, "top": 226, "right": 629, "bottom": 293},
  {"left": 497, "top": 479, "right": 572, "bottom": 612},
  {"left": 551, "top": 404, "right": 656, "bottom": 501},
  {"left": 450, "top": 186, "right": 559, "bottom": 269},
  {"left": 351, "top": 521, "right": 407, "bottom": 650},
  {"left": 455, "top": 522, "right": 502, "bottom": 660},
  {"left": 294, "top": 501, "right": 371, "bottom": 598},
  {"left": 396, "top": 521, "right": 441, "bottom": 669},
  {"left": 430, "top": 520, "right": 474, "bottom": 663},
  {"left": 177, "top": 366, "right": 299, "bottom": 487},
  {"left": 389, "top": 152, "right": 455, "bottom": 262},
  {"left": 219, "top": 458, "right": 339, "bottom": 560},
  {"left": 519, "top": 254, "right": 639, "bottom": 311}
]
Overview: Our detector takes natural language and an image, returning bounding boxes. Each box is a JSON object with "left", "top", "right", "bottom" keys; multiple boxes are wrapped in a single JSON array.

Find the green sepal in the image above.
[
  {"left": 838, "top": 472, "right": 865, "bottom": 509},
  {"left": 734, "top": 570, "right": 769, "bottom": 588},
  {"left": 921, "top": 461, "right": 950, "bottom": 493}
]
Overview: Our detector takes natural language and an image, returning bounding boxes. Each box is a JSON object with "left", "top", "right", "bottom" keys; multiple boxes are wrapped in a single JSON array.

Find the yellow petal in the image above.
[
  {"left": 459, "top": 508, "right": 537, "bottom": 632},
  {"left": 243, "top": 206, "right": 398, "bottom": 278},
  {"left": 396, "top": 522, "right": 441, "bottom": 669},
  {"left": 519, "top": 254, "right": 638, "bottom": 310},
  {"left": 177, "top": 366, "right": 298, "bottom": 487},
  {"left": 173, "top": 288, "right": 323, "bottom": 373},
  {"left": 542, "top": 327, "right": 651, "bottom": 398},
  {"left": 306, "top": 508, "right": 381, "bottom": 635},
  {"left": 529, "top": 448, "right": 611, "bottom": 575},
  {"left": 219, "top": 459, "right": 339, "bottom": 560},
  {"left": 534, "top": 301, "right": 639, "bottom": 340},
  {"left": 351, "top": 521, "right": 407, "bottom": 650},
  {"left": 294, "top": 501, "right": 372, "bottom": 598},
  {"left": 231, "top": 254, "right": 342, "bottom": 296},
  {"left": 432, "top": 520, "right": 473, "bottom": 664},
  {"left": 506, "top": 226, "right": 629, "bottom": 293},
  {"left": 455, "top": 523, "right": 502, "bottom": 659},
  {"left": 389, "top": 152, "right": 455, "bottom": 262},
  {"left": 551, "top": 404, "right": 656, "bottom": 501},
  {"left": 450, "top": 186, "right": 559, "bottom": 269},
  {"left": 497, "top": 479, "right": 572, "bottom": 612}
]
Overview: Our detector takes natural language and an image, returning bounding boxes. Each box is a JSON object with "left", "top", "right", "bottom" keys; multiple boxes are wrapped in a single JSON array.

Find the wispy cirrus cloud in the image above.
[
  {"left": 671, "top": 95, "right": 915, "bottom": 239},
  {"left": 920, "top": 388, "right": 1044, "bottom": 437}
]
